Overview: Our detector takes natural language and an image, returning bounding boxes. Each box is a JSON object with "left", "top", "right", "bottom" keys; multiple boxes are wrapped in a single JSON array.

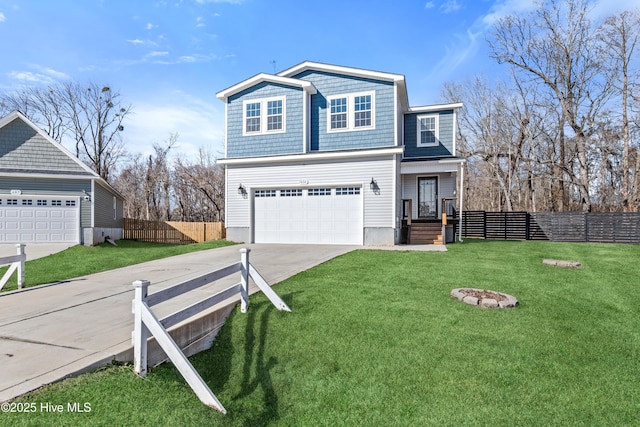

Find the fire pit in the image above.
[{"left": 451, "top": 288, "right": 518, "bottom": 308}]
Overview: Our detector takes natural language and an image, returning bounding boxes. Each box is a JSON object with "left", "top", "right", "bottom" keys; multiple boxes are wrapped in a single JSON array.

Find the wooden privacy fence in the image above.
[{"left": 123, "top": 219, "right": 225, "bottom": 244}]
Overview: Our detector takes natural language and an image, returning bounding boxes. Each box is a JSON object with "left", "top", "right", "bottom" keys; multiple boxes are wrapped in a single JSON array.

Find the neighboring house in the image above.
[
  {"left": 0, "top": 111, "right": 124, "bottom": 245},
  {"left": 216, "top": 61, "right": 465, "bottom": 245}
]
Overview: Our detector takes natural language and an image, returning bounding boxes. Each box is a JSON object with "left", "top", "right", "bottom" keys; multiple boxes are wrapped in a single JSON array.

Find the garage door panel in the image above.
[
  {"left": 254, "top": 187, "right": 362, "bottom": 245},
  {"left": 1, "top": 199, "right": 79, "bottom": 243}
]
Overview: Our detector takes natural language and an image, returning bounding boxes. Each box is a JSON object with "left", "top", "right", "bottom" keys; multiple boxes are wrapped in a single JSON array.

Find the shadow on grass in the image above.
[{"left": 235, "top": 301, "right": 279, "bottom": 425}]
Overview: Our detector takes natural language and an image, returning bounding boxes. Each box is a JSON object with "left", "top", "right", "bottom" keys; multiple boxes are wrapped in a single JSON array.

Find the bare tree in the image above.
[
  {"left": 489, "top": 0, "right": 611, "bottom": 212},
  {"left": 173, "top": 148, "right": 225, "bottom": 221},
  {"left": 0, "top": 86, "right": 67, "bottom": 141},
  {"left": 59, "top": 82, "right": 131, "bottom": 182},
  {"left": 0, "top": 81, "right": 131, "bottom": 182},
  {"left": 598, "top": 10, "right": 640, "bottom": 210}
]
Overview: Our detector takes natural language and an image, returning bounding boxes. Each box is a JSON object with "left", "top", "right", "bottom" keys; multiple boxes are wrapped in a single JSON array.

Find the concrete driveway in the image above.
[
  {"left": 0, "top": 243, "right": 76, "bottom": 261},
  {"left": 0, "top": 243, "right": 357, "bottom": 402}
]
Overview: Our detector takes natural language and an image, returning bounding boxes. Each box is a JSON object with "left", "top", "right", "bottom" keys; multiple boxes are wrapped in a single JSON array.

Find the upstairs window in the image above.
[
  {"left": 267, "top": 99, "right": 283, "bottom": 131},
  {"left": 354, "top": 94, "right": 372, "bottom": 127},
  {"left": 330, "top": 98, "right": 348, "bottom": 130},
  {"left": 242, "top": 96, "right": 286, "bottom": 136},
  {"left": 245, "top": 102, "right": 261, "bottom": 133},
  {"left": 417, "top": 114, "right": 439, "bottom": 147},
  {"left": 327, "top": 91, "right": 375, "bottom": 132}
]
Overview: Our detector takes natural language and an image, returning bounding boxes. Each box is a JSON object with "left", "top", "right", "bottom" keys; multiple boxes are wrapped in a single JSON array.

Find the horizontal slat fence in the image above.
[
  {"left": 462, "top": 211, "right": 548, "bottom": 241},
  {"left": 123, "top": 219, "right": 225, "bottom": 244},
  {"left": 532, "top": 212, "right": 640, "bottom": 244},
  {"left": 462, "top": 211, "right": 640, "bottom": 243}
]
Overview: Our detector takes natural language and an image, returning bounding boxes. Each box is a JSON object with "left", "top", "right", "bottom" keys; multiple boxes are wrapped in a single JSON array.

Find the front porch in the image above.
[
  {"left": 400, "top": 199, "right": 458, "bottom": 245},
  {"left": 399, "top": 158, "right": 465, "bottom": 245}
]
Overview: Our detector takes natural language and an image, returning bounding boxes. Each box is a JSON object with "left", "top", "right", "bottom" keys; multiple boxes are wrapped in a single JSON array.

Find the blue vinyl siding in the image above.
[
  {"left": 294, "top": 71, "right": 395, "bottom": 151},
  {"left": 403, "top": 110, "right": 455, "bottom": 158},
  {"left": 226, "top": 83, "right": 304, "bottom": 158}
]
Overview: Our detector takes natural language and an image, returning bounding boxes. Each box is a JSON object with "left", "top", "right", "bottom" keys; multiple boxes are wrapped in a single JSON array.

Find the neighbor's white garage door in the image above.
[
  {"left": 0, "top": 196, "right": 80, "bottom": 243},
  {"left": 254, "top": 186, "right": 363, "bottom": 245}
]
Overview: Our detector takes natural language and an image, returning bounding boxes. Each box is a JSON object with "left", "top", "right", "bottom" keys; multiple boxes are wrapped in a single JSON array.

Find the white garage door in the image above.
[
  {"left": 0, "top": 196, "right": 80, "bottom": 243},
  {"left": 254, "top": 186, "right": 363, "bottom": 245}
]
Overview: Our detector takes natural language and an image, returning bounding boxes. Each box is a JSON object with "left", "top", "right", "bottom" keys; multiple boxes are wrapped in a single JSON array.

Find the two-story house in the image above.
[{"left": 216, "top": 61, "right": 465, "bottom": 246}]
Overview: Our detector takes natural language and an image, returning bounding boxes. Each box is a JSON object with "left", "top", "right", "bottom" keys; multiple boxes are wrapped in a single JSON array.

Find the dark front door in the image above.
[{"left": 418, "top": 177, "right": 438, "bottom": 218}]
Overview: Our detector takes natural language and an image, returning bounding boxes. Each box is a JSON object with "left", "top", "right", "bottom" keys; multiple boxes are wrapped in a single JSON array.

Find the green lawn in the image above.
[
  {"left": 0, "top": 239, "right": 235, "bottom": 292},
  {"left": 3, "top": 240, "right": 640, "bottom": 426}
]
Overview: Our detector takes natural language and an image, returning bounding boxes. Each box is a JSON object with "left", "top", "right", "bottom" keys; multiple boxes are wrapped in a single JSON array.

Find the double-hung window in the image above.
[
  {"left": 242, "top": 96, "right": 286, "bottom": 135},
  {"left": 417, "top": 114, "right": 439, "bottom": 147},
  {"left": 327, "top": 91, "right": 375, "bottom": 132}
]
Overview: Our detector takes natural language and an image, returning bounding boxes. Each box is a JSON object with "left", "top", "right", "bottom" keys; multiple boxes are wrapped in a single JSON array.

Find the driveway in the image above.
[
  {"left": 0, "top": 243, "right": 357, "bottom": 402},
  {"left": 0, "top": 243, "right": 76, "bottom": 261}
]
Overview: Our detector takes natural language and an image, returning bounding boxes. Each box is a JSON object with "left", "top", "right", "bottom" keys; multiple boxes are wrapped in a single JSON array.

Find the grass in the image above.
[
  {"left": 3, "top": 240, "right": 640, "bottom": 426},
  {"left": 0, "top": 239, "right": 236, "bottom": 292}
]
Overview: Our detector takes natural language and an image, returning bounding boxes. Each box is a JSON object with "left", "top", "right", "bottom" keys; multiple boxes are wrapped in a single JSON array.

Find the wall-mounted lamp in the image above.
[
  {"left": 370, "top": 178, "right": 377, "bottom": 190},
  {"left": 238, "top": 184, "right": 247, "bottom": 196}
]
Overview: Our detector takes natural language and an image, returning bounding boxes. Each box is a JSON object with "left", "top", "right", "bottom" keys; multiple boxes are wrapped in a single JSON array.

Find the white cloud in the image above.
[
  {"left": 590, "top": 0, "right": 640, "bottom": 22},
  {"left": 481, "top": 0, "right": 537, "bottom": 27},
  {"left": 196, "top": 16, "right": 205, "bottom": 28},
  {"left": 6, "top": 65, "right": 69, "bottom": 85},
  {"left": 0, "top": 12, "right": 6, "bottom": 22},
  {"left": 146, "top": 50, "right": 169, "bottom": 57},
  {"left": 440, "top": 0, "right": 462, "bottom": 14},
  {"left": 127, "top": 39, "right": 145, "bottom": 45},
  {"left": 424, "top": 1, "right": 435, "bottom": 9},
  {"left": 123, "top": 92, "right": 224, "bottom": 161},
  {"left": 145, "top": 22, "right": 157, "bottom": 30}
]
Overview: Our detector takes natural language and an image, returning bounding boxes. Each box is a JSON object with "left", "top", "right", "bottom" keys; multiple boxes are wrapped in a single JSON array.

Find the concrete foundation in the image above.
[
  {"left": 225, "top": 227, "right": 251, "bottom": 244},
  {"left": 364, "top": 227, "right": 395, "bottom": 246},
  {"left": 83, "top": 227, "right": 124, "bottom": 246}
]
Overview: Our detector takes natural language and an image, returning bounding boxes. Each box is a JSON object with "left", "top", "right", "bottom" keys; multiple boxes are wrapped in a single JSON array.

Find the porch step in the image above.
[{"left": 409, "top": 222, "right": 443, "bottom": 245}]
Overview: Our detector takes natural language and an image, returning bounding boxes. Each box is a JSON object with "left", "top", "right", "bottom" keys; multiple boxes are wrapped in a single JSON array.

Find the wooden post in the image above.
[
  {"left": 16, "top": 244, "right": 25, "bottom": 289},
  {"left": 132, "top": 279, "right": 150, "bottom": 378},
  {"left": 240, "top": 248, "right": 250, "bottom": 313}
]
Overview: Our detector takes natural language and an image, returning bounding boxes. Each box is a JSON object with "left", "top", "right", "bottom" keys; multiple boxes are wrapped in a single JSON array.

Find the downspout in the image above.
[{"left": 458, "top": 162, "right": 465, "bottom": 243}]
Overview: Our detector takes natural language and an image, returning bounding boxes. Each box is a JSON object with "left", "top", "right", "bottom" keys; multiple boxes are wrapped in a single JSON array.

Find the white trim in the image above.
[
  {"left": 393, "top": 84, "right": 399, "bottom": 147},
  {"left": 326, "top": 91, "right": 376, "bottom": 133},
  {"left": 224, "top": 102, "right": 228, "bottom": 158},
  {"left": 452, "top": 108, "right": 457, "bottom": 156},
  {"left": 91, "top": 180, "right": 95, "bottom": 227},
  {"left": 392, "top": 155, "right": 397, "bottom": 228},
  {"left": 219, "top": 146, "right": 403, "bottom": 165},
  {"left": 417, "top": 114, "right": 439, "bottom": 147},
  {"left": 400, "top": 158, "right": 465, "bottom": 174},
  {"left": 302, "top": 93, "right": 308, "bottom": 153},
  {"left": 216, "top": 73, "right": 317, "bottom": 102},
  {"left": 278, "top": 61, "right": 404, "bottom": 84},
  {"left": 242, "top": 96, "right": 286, "bottom": 136},
  {"left": 408, "top": 103, "right": 463, "bottom": 113}
]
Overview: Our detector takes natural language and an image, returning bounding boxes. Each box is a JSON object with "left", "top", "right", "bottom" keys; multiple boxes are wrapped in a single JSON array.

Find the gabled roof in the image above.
[
  {"left": 278, "top": 61, "right": 405, "bottom": 83},
  {"left": 216, "top": 73, "right": 317, "bottom": 102},
  {"left": 0, "top": 110, "right": 124, "bottom": 199},
  {"left": 216, "top": 61, "right": 411, "bottom": 112},
  {"left": 279, "top": 61, "right": 409, "bottom": 111}
]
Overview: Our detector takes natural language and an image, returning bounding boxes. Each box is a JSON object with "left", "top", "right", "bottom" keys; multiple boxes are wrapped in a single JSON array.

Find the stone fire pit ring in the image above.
[{"left": 451, "top": 288, "right": 519, "bottom": 309}]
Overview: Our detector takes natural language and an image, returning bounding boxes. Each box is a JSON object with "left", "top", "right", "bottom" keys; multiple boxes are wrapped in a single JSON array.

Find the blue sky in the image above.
[{"left": 0, "top": 0, "right": 636, "bottom": 161}]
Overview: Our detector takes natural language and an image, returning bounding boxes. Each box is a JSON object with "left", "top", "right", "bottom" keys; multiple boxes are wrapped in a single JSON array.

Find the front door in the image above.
[{"left": 418, "top": 177, "right": 438, "bottom": 218}]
